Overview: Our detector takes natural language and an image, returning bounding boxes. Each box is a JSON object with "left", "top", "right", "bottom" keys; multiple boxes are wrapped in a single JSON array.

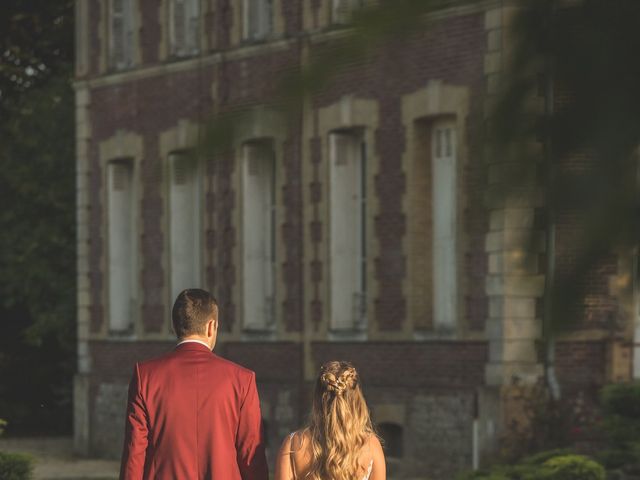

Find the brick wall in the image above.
[
  {"left": 312, "top": 342, "right": 488, "bottom": 388},
  {"left": 555, "top": 340, "right": 607, "bottom": 388}
]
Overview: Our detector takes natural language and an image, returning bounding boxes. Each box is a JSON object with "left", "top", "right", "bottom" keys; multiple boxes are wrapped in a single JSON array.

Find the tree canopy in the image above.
[{"left": 0, "top": 0, "right": 75, "bottom": 434}]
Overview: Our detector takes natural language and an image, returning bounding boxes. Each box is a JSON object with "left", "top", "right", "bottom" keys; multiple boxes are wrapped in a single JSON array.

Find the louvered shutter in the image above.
[
  {"left": 431, "top": 123, "right": 458, "bottom": 332},
  {"left": 172, "top": 0, "right": 187, "bottom": 55},
  {"left": 186, "top": 0, "right": 200, "bottom": 54},
  {"left": 169, "top": 153, "right": 200, "bottom": 300},
  {"left": 329, "top": 132, "right": 364, "bottom": 330},
  {"left": 111, "top": 0, "right": 125, "bottom": 67},
  {"left": 242, "top": 143, "right": 275, "bottom": 330},
  {"left": 108, "top": 160, "right": 134, "bottom": 332}
]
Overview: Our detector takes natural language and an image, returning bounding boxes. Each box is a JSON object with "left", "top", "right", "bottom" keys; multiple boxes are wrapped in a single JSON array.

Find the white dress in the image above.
[{"left": 288, "top": 432, "right": 374, "bottom": 480}]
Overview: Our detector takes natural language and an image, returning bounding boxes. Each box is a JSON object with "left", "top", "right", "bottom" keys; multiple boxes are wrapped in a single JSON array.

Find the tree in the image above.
[{"left": 0, "top": 0, "right": 75, "bottom": 434}]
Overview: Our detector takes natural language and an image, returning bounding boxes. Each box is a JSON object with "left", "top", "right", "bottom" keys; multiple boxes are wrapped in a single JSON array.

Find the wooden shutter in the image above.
[
  {"left": 186, "top": 0, "right": 200, "bottom": 53},
  {"left": 246, "top": 0, "right": 271, "bottom": 40},
  {"left": 172, "top": 0, "right": 187, "bottom": 55},
  {"left": 431, "top": 123, "right": 458, "bottom": 332},
  {"left": 111, "top": 0, "right": 134, "bottom": 68},
  {"left": 111, "top": 0, "right": 125, "bottom": 67},
  {"left": 123, "top": 0, "right": 134, "bottom": 66},
  {"left": 329, "top": 132, "right": 364, "bottom": 330},
  {"left": 108, "top": 160, "right": 134, "bottom": 332},
  {"left": 169, "top": 153, "right": 200, "bottom": 301},
  {"left": 242, "top": 143, "right": 275, "bottom": 330},
  {"left": 333, "top": 0, "right": 364, "bottom": 24}
]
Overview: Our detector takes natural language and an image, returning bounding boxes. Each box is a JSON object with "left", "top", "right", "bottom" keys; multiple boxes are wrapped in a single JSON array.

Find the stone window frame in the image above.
[
  {"left": 230, "top": 0, "right": 285, "bottom": 47},
  {"left": 240, "top": 138, "right": 278, "bottom": 334},
  {"left": 230, "top": 108, "right": 287, "bottom": 341},
  {"left": 98, "top": 0, "right": 142, "bottom": 74},
  {"left": 108, "top": 0, "right": 137, "bottom": 70},
  {"left": 158, "top": 0, "right": 211, "bottom": 61},
  {"left": 315, "top": 96, "right": 380, "bottom": 342},
  {"left": 304, "top": 0, "right": 375, "bottom": 31},
  {"left": 327, "top": 128, "right": 368, "bottom": 333},
  {"left": 401, "top": 80, "right": 470, "bottom": 339},
  {"left": 167, "top": 0, "right": 202, "bottom": 58},
  {"left": 98, "top": 130, "right": 144, "bottom": 339},
  {"left": 159, "top": 120, "right": 205, "bottom": 335},
  {"left": 166, "top": 149, "right": 204, "bottom": 304},
  {"left": 330, "top": 0, "right": 366, "bottom": 26}
]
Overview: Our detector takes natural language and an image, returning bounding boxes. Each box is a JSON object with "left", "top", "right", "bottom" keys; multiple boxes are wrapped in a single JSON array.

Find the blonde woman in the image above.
[{"left": 275, "top": 361, "right": 385, "bottom": 480}]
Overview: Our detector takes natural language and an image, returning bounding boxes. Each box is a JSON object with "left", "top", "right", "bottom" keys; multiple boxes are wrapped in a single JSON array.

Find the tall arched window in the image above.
[
  {"left": 168, "top": 152, "right": 202, "bottom": 301},
  {"left": 107, "top": 158, "right": 137, "bottom": 332},
  {"left": 242, "top": 140, "right": 276, "bottom": 330},
  {"left": 329, "top": 130, "right": 367, "bottom": 331},
  {"left": 431, "top": 121, "right": 458, "bottom": 331},
  {"left": 243, "top": 0, "right": 273, "bottom": 41},
  {"left": 109, "top": 0, "right": 135, "bottom": 69},
  {"left": 169, "top": 0, "right": 200, "bottom": 57}
]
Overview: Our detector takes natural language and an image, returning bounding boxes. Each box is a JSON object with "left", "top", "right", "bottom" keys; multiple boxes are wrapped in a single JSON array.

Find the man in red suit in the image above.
[{"left": 120, "top": 289, "right": 269, "bottom": 480}]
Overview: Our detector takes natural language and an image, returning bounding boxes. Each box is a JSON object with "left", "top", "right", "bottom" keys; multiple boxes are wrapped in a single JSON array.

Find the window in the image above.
[
  {"left": 331, "top": 0, "right": 364, "bottom": 25},
  {"left": 75, "top": 0, "right": 89, "bottom": 75},
  {"left": 107, "top": 159, "right": 137, "bottom": 332},
  {"left": 170, "top": 0, "right": 200, "bottom": 57},
  {"left": 243, "top": 0, "right": 273, "bottom": 41},
  {"left": 431, "top": 122, "right": 458, "bottom": 332},
  {"left": 169, "top": 152, "right": 202, "bottom": 302},
  {"left": 242, "top": 141, "right": 276, "bottom": 330},
  {"left": 109, "top": 0, "right": 135, "bottom": 70},
  {"left": 329, "top": 131, "right": 367, "bottom": 331}
]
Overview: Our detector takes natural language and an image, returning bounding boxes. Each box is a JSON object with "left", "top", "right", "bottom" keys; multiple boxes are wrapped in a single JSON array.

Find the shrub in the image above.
[
  {"left": 600, "top": 383, "right": 640, "bottom": 418},
  {"left": 520, "top": 449, "right": 573, "bottom": 465},
  {"left": 456, "top": 463, "right": 546, "bottom": 480},
  {"left": 456, "top": 454, "right": 606, "bottom": 480},
  {"left": 0, "top": 451, "right": 33, "bottom": 480},
  {"left": 542, "top": 454, "right": 605, "bottom": 480}
]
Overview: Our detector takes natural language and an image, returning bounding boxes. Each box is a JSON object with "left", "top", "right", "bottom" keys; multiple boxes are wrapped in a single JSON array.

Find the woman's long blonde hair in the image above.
[{"left": 306, "top": 361, "right": 374, "bottom": 480}]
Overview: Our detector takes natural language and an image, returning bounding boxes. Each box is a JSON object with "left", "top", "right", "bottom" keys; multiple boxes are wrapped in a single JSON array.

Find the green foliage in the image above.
[
  {"left": 457, "top": 454, "right": 605, "bottom": 480},
  {"left": 456, "top": 464, "right": 542, "bottom": 480},
  {"left": 489, "top": 0, "right": 640, "bottom": 334},
  {"left": 542, "top": 455, "right": 605, "bottom": 480},
  {"left": 0, "top": 419, "right": 6, "bottom": 436},
  {"left": 0, "top": 452, "right": 33, "bottom": 480},
  {"left": 520, "top": 449, "right": 574, "bottom": 466},
  {"left": 601, "top": 383, "right": 640, "bottom": 418},
  {"left": 0, "top": 0, "right": 75, "bottom": 434},
  {"left": 0, "top": 0, "right": 74, "bottom": 115},
  {"left": 0, "top": 73, "right": 75, "bottom": 344},
  {"left": 596, "top": 446, "right": 640, "bottom": 470},
  {"left": 593, "top": 383, "right": 640, "bottom": 470}
]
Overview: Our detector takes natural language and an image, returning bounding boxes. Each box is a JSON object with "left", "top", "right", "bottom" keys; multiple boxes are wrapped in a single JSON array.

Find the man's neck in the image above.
[{"left": 177, "top": 337, "right": 211, "bottom": 350}]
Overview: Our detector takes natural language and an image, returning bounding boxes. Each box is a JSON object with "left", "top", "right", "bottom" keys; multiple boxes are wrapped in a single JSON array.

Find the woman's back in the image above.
[
  {"left": 274, "top": 360, "right": 386, "bottom": 480},
  {"left": 276, "top": 429, "right": 384, "bottom": 480}
]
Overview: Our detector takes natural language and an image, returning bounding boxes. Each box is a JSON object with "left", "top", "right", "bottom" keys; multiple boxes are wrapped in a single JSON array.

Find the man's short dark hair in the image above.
[{"left": 172, "top": 289, "right": 218, "bottom": 338}]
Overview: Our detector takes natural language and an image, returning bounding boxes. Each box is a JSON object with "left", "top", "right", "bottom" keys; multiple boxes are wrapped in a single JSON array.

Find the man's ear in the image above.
[{"left": 208, "top": 317, "right": 217, "bottom": 336}]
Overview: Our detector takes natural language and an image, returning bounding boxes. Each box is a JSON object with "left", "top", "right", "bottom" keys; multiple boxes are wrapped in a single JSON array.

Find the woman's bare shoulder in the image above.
[
  {"left": 287, "top": 428, "right": 312, "bottom": 452},
  {"left": 368, "top": 433, "right": 383, "bottom": 451}
]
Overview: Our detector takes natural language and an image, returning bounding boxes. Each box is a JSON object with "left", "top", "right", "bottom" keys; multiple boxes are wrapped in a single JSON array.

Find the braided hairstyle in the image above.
[{"left": 307, "top": 361, "right": 374, "bottom": 480}]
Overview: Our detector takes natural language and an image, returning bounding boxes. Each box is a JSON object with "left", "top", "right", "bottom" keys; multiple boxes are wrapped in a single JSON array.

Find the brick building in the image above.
[{"left": 73, "top": 1, "right": 639, "bottom": 478}]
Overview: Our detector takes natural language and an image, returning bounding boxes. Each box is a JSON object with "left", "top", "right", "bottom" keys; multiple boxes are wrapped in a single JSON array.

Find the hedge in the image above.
[{"left": 0, "top": 451, "right": 33, "bottom": 480}]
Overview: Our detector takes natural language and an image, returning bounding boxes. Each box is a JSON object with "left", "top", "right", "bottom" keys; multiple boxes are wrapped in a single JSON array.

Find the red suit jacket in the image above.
[{"left": 120, "top": 342, "right": 269, "bottom": 480}]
